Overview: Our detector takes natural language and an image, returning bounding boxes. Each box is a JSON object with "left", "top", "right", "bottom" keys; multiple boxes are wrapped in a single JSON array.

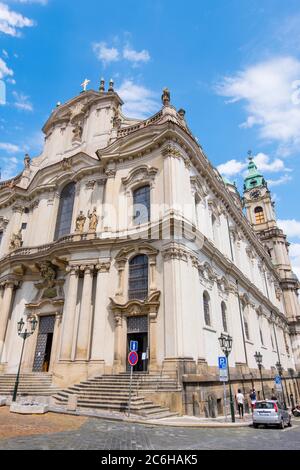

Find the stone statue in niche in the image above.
[
  {"left": 24, "top": 154, "right": 31, "bottom": 170},
  {"left": 88, "top": 207, "right": 99, "bottom": 232},
  {"left": 72, "top": 122, "right": 83, "bottom": 142},
  {"left": 38, "top": 261, "right": 58, "bottom": 299},
  {"left": 9, "top": 230, "right": 22, "bottom": 251},
  {"left": 113, "top": 108, "right": 122, "bottom": 129},
  {"left": 75, "top": 211, "right": 86, "bottom": 233}
]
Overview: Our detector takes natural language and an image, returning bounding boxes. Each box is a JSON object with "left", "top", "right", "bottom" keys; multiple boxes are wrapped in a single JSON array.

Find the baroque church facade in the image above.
[{"left": 0, "top": 80, "right": 299, "bottom": 414}]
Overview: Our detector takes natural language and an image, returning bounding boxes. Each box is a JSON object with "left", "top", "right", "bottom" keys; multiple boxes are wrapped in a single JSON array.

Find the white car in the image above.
[{"left": 253, "top": 400, "right": 292, "bottom": 429}]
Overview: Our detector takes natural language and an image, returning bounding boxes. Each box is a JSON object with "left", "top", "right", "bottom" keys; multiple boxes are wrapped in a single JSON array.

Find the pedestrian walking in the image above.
[
  {"left": 249, "top": 388, "right": 257, "bottom": 412},
  {"left": 236, "top": 389, "right": 245, "bottom": 419}
]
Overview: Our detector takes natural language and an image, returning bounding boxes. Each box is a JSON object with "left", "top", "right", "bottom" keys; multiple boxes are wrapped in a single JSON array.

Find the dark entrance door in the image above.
[
  {"left": 33, "top": 316, "right": 55, "bottom": 372},
  {"left": 127, "top": 316, "right": 148, "bottom": 372}
]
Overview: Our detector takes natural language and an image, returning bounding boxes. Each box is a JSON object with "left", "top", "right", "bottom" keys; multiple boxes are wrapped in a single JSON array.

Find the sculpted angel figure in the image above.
[
  {"left": 9, "top": 230, "right": 22, "bottom": 250},
  {"left": 88, "top": 207, "right": 99, "bottom": 232}
]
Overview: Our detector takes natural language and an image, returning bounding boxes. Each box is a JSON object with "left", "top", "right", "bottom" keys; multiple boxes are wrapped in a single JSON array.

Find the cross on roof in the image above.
[{"left": 81, "top": 79, "right": 90, "bottom": 92}]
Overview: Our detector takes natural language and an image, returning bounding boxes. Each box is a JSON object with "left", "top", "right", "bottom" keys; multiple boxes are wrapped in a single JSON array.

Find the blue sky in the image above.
[{"left": 0, "top": 0, "right": 300, "bottom": 274}]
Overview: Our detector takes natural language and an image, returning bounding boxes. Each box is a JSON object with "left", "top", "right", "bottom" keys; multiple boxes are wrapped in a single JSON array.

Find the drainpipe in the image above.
[{"left": 236, "top": 280, "right": 248, "bottom": 366}]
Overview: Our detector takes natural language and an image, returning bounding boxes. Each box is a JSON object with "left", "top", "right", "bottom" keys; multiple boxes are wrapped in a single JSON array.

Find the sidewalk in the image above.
[{"left": 49, "top": 404, "right": 252, "bottom": 428}]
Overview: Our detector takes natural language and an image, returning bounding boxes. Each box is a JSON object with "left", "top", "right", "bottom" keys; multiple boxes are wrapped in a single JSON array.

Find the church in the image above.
[{"left": 0, "top": 79, "right": 299, "bottom": 416}]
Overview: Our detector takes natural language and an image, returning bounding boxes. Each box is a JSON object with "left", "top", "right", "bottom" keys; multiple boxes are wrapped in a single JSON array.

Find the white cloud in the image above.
[
  {"left": 12, "top": 0, "right": 48, "bottom": 4},
  {"left": 267, "top": 174, "right": 292, "bottom": 187},
  {"left": 2, "top": 49, "right": 8, "bottom": 57},
  {"left": 278, "top": 219, "right": 300, "bottom": 238},
  {"left": 0, "top": 57, "right": 13, "bottom": 79},
  {"left": 123, "top": 46, "right": 150, "bottom": 64},
  {"left": 289, "top": 243, "right": 300, "bottom": 279},
  {"left": 0, "top": 2, "right": 34, "bottom": 37},
  {"left": 0, "top": 142, "right": 20, "bottom": 153},
  {"left": 217, "top": 152, "right": 288, "bottom": 179},
  {"left": 216, "top": 56, "right": 300, "bottom": 154},
  {"left": 93, "top": 42, "right": 119, "bottom": 65},
  {"left": 12, "top": 90, "right": 33, "bottom": 111},
  {"left": 0, "top": 155, "right": 20, "bottom": 181},
  {"left": 116, "top": 79, "right": 158, "bottom": 119},
  {"left": 217, "top": 159, "right": 247, "bottom": 177}
]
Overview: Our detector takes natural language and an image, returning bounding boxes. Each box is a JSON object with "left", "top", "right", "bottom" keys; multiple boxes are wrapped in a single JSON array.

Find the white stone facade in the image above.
[{"left": 0, "top": 84, "right": 299, "bottom": 410}]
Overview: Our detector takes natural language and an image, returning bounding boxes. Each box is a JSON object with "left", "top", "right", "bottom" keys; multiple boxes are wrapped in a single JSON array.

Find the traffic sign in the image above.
[
  {"left": 218, "top": 356, "right": 227, "bottom": 370},
  {"left": 130, "top": 340, "right": 138, "bottom": 352},
  {"left": 219, "top": 369, "right": 228, "bottom": 382},
  {"left": 128, "top": 351, "right": 138, "bottom": 367},
  {"left": 275, "top": 375, "right": 281, "bottom": 385}
]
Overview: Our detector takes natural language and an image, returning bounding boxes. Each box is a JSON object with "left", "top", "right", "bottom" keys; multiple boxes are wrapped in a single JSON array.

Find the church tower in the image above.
[{"left": 243, "top": 155, "right": 300, "bottom": 369}]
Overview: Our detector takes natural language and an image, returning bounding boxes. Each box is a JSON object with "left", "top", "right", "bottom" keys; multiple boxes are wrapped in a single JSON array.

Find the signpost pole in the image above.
[
  {"left": 223, "top": 381, "right": 227, "bottom": 422},
  {"left": 128, "top": 364, "right": 133, "bottom": 418}
]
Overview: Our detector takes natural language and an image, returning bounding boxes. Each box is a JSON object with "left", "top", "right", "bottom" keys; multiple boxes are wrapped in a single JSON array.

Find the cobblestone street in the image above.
[{"left": 0, "top": 409, "right": 299, "bottom": 450}]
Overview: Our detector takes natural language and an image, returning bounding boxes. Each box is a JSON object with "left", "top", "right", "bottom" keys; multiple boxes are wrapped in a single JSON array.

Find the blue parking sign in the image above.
[
  {"left": 275, "top": 375, "right": 281, "bottom": 384},
  {"left": 130, "top": 341, "right": 138, "bottom": 352},
  {"left": 218, "top": 356, "right": 227, "bottom": 370}
]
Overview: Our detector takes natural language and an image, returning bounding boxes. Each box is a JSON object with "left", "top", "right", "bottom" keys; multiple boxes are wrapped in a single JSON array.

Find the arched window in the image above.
[
  {"left": 260, "top": 328, "right": 264, "bottom": 346},
  {"left": 0, "top": 231, "right": 3, "bottom": 246},
  {"left": 194, "top": 193, "right": 200, "bottom": 227},
  {"left": 54, "top": 182, "right": 75, "bottom": 240},
  {"left": 128, "top": 254, "right": 148, "bottom": 300},
  {"left": 243, "top": 314, "right": 250, "bottom": 341},
  {"left": 254, "top": 206, "right": 265, "bottom": 224},
  {"left": 221, "top": 301, "right": 228, "bottom": 332},
  {"left": 203, "top": 291, "right": 211, "bottom": 327},
  {"left": 133, "top": 185, "right": 150, "bottom": 225}
]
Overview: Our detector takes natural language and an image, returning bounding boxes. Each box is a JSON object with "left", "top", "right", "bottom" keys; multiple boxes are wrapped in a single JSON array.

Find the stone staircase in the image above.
[
  {"left": 53, "top": 373, "right": 180, "bottom": 419},
  {"left": 0, "top": 373, "right": 59, "bottom": 397}
]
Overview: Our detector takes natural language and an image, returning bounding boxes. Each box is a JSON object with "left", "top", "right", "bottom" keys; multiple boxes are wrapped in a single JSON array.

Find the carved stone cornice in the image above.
[{"left": 115, "top": 244, "right": 158, "bottom": 266}]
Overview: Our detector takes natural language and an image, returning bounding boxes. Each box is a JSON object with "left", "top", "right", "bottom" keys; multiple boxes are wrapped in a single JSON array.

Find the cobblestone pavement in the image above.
[
  {"left": 0, "top": 413, "right": 299, "bottom": 450},
  {"left": 0, "top": 408, "right": 87, "bottom": 440}
]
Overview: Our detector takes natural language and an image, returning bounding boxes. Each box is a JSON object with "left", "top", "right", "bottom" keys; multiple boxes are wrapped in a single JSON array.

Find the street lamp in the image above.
[
  {"left": 12, "top": 316, "right": 38, "bottom": 402},
  {"left": 218, "top": 333, "right": 235, "bottom": 423},
  {"left": 276, "top": 361, "right": 287, "bottom": 409},
  {"left": 254, "top": 351, "right": 265, "bottom": 400}
]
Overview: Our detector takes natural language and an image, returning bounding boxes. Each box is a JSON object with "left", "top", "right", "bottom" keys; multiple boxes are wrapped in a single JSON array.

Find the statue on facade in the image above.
[
  {"left": 88, "top": 207, "right": 99, "bottom": 232},
  {"left": 38, "top": 261, "right": 58, "bottom": 299},
  {"left": 72, "top": 122, "right": 83, "bottom": 142},
  {"left": 24, "top": 154, "right": 31, "bottom": 170},
  {"left": 112, "top": 108, "right": 122, "bottom": 129},
  {"left": 75, "top": 211, "right": 86, "bottom": 233},
  {"left": 9, "top": 230, "right": 22, "bottom": 251},
  {"left": 161, "top": 88, "right": 170, "bottom": 106}
]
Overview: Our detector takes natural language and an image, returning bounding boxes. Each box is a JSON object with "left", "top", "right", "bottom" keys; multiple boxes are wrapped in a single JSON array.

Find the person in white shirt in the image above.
[{"left": 236, "top": 389, "right": 245, "bottom": 419}]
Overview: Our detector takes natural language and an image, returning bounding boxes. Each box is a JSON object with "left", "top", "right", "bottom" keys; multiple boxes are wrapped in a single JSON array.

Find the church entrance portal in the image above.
[
  {"left": 126, "top": 316, "right": 148, "bottom": 372},
  {"left": 33, "top": 315, "right": 55, "bottom": 372}
]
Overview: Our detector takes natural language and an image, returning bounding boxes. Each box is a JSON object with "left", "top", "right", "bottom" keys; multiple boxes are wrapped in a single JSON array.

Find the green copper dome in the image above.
[{"left": 244, "top": 158, "right": 266, "bottom": 191}]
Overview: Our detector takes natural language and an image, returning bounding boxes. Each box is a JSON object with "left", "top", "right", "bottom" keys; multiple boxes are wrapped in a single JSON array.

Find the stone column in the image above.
[
  {"left": 90, "top": 262, "right": 111, "bottom": 360},
  {"left": 113, "top": 313, "right": 123, "bottom": 370},
  {"left": 75, "top": 265, "right": 94, "bottom": 360},
  {"left": 149, "top": 310, "right": 158, "bottom": 371},
  {"left": 60, "top": 266, "right": 79, "bottom": 361},
  {"left": 103, "top": 165, "right": 116, "bottom": 232},
  {"left": 0, "top": 281, "right": 16, "bottom": 361}
]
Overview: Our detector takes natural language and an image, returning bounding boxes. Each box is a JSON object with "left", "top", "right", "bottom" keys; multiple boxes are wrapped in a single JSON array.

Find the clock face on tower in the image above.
[{"left": 250, "top": 189, "right": 261, "bottom": 199}]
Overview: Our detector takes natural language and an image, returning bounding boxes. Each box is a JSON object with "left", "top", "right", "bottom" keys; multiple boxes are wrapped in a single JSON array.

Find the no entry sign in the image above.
[{"left": 128, "top": 351, "right": 138, "bottom": 367}]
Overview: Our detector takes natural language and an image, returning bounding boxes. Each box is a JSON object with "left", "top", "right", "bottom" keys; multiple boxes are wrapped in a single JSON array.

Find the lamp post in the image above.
[
  {"left": 276, "top": 361, "right": 287, "bottom": 409},
  {"left": 12, "top": 316, "right": 38, "bottom": 402},
  {"left": 218, "top": 333, "right": 235, "bottom": 423},
  {"left": 254, "top": 351, "right": 265, "bottom": 400}
]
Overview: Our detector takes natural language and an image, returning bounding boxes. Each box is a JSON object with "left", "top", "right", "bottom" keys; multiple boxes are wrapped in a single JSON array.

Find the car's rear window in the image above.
[{"left": 256, "top": 402, "right": 275, "bottom": 409}]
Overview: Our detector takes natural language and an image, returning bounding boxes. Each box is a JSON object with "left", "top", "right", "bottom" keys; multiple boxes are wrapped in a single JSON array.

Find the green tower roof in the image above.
[{"left": 244, "top": 157, "right": 266, "bottom": 191}]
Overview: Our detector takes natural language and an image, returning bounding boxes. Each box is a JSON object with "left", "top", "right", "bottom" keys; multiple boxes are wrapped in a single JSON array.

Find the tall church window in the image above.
[
  {"left": 133, "top": 185, "right": 150, "bottom": 225},
  {"left": 128, "top": 254, "right": 148, "bottom": 300},
  {"left": 0, "top": 231, "right": 3, "bottom": 246},
  {"left": 221, "top": 301, "right": 228, "bottom": 332},
  {"left": 254, "top": 206, "right": 265, "bottom": 224},
  {"left": 54, "top": 182, "right": 76, "bottom": 240},
  {"left": 203, "top": 291, "right": 211, "bottom": 327},
  {"left": 243, "top": 314, "right": 250, "bottom": 341},
  {"left": 260, "top": 328, "right": 264, "bottom": 346}
]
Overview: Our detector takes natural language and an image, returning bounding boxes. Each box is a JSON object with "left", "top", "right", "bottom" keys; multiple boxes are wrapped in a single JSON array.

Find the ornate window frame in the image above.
[{"left": 121, "top": 165, "right": 158, "bottom": 226}]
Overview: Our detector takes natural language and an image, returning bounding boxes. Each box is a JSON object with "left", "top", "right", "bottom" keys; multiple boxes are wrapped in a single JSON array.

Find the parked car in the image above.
[{"left": 253, "top": 400, "right": 292, "bottom": 429}]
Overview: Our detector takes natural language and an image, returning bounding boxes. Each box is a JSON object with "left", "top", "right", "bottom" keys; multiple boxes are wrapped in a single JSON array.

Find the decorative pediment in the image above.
[
  {"left": 115, "top": 243, "right": 158, "bottom": 266},
  {"left": 110, "top": 290, "right": 161, "bottom": 319},
  {"left": 217, "top": 275, "right": 230, "bottom": 295},
  {"left": 207, "top": 198, "right": 224, "bottom": 219},
  {"left": 121, "top": 165, "right": 158, "bottom": 191},
  {"left": 190, "top": 175, "right": 209, "bottom": 201}
]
